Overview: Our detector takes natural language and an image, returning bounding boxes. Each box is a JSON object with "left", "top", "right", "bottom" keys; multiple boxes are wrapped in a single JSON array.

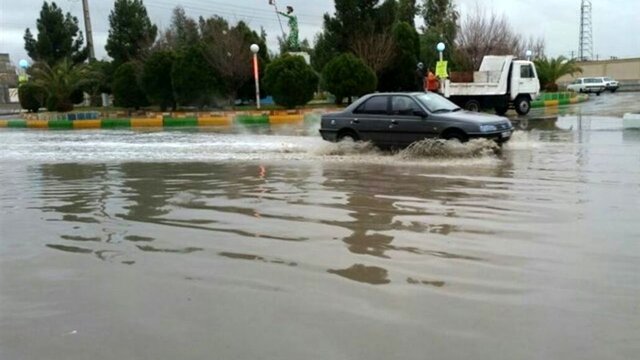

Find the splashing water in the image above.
[{"left": 397, "top": 138, "right": 499, "bottom": 159}]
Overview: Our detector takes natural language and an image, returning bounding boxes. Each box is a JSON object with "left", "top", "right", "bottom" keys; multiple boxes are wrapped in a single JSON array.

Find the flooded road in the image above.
[{"left": 1, "top": 100, "right": 640, "bottom": 359}]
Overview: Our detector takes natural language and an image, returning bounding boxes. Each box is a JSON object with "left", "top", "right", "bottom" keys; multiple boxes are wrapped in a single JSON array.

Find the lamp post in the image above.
[
  {"left": 250, "top": 44, "right": 261, "bottom": 109},
  {"left": 526, "top": 50, "right": 532, "bottom": 61},
  {"left": 18, "top": 59, "right": 29, "bottom": 84},
  {"left": 436, "top": 42, "right": 446, "bottom": 62}
]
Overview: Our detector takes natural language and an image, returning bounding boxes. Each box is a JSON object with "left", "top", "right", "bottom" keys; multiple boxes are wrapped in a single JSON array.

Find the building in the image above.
[{"left": 0, "top": 53, "right": 19, "bottom": 104}]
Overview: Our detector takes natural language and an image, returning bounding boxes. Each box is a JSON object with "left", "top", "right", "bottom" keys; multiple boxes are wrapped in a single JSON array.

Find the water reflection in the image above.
[
  {"left": 320, "top": 162, "right": 509, "bottom": 285},
  {"left": 328, "top": 264, "right": 390, "bottom": 285}
]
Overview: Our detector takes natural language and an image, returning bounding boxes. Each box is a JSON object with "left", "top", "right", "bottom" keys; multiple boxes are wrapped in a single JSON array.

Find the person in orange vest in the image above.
[{"left": 426, "top": 68, "right": 440, "bottom": 92}]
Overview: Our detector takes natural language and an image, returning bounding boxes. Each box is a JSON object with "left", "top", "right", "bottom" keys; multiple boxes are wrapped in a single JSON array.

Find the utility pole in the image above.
[{"left": 81, "top": 0, "right": 95, "bottom": 61}]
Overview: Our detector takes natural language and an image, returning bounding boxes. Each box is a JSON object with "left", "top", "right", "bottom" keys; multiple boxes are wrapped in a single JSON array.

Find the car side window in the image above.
[
  {"left": 391, "top": 96, "right": 421, "bottom": 116},
  {"left": 354, "top": 96, "right": 388, "bottom": 115},
  {"left": 520, "top": 64, "right": 534, "bottom": 78}
]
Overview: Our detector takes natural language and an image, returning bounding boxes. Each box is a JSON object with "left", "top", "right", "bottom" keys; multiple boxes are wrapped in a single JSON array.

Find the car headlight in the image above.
[{"left": 480, "top": 124, "right": 498, "bottom": 132}]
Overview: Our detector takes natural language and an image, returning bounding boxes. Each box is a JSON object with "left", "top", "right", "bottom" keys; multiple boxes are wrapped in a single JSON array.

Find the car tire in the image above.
[
  {"left": 610, "top": 88, "right": 617, "bottom": 93},
  {"left": 514, "top": 96, "right": 531, "bottom": 115},
  {"left": 337, "top": 131, "right": 358, "bottom": 142},
  {"left": 464, "top": 99, "right": 481, "bottom": 112},
  {"left": 442, "top": 129, "right": 468, "bottom": 143}
]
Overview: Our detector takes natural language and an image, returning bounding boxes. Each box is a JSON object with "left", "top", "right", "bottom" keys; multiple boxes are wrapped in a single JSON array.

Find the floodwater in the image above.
[{"left": 2, "top": 102, "right": 640, "bottom": 359}]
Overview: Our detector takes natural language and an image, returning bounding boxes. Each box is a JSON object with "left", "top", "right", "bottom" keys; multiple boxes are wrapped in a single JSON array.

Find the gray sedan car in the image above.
[{"left": 320, "top": 92, "right": 514, "bottom": 148}]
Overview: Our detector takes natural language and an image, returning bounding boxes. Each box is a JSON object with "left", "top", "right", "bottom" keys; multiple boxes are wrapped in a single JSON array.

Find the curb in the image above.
[
  {"left": 531, "top": 93, "right": 589, "bottom": 108},
  {"left": 0, "top": 113, "right": 325, "bottom": 130}
]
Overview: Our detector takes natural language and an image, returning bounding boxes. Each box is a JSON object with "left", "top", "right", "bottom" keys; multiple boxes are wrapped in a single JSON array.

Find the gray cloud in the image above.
[{"left": 1, "top": 0, "right": 638, "bottom": 65}]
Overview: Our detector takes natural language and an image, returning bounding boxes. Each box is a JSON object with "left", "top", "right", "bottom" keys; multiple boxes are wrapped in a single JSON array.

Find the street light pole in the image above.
[
  {"left": 526, "top": 50, "right": 532, "bottom": 61},
  {"left": 250, "top": 44, "right": 261, "bottom": 110},
  {"left": 81, "top": 0, "right": 95, "bottom": 61}
]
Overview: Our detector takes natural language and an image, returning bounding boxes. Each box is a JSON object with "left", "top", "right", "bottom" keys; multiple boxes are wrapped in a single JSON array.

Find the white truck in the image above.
[{"left": 439, "top": 55, "right": 540, "bottom": 115}]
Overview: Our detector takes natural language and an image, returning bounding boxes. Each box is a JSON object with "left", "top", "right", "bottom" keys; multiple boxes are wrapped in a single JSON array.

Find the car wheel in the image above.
[
  {"left": 464, "top": 99, "right": 481, "bottom": 112},
  {"left": 514, "top": 96, "right": 531, "bottom": 115},
  {"left": 442, "top": 129, "right": 468, "bottom": 143},
  {"left": 610, "top": 88, "right": 617, "bottom": 93},
  {"left": 337, "top": 131, "right": 358, "bottom": 142}
]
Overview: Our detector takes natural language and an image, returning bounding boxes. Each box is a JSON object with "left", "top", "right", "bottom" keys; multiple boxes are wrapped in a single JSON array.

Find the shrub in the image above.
[
  {"left": 322, "top": 53, "right": 377, "bottom": 105},
  {"left": 263, "top": 55, "right": 318, "bottom": 108},
  {"left": 18, "top": 83, "right": 46, "bottom": 112}
]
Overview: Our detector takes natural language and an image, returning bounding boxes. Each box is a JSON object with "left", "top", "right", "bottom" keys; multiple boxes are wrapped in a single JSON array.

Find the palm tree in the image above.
[
  {"left": 30, "top": 58, "right": 98, "bottom": 112},
  {"left": 534, "top": 56, "right": 582, "bottom": 92}
]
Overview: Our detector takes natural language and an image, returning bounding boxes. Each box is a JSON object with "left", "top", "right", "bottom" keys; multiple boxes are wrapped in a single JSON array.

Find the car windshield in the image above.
[{"left": 415, "top": 93, "right": 461, "bottom": 113}]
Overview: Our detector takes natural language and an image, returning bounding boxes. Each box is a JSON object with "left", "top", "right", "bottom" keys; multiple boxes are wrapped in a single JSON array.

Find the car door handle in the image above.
[
  {"left": 351, "top": 119, "right": 359, "bottom": 124},
  {"left": 390, "top": 119, "right": 398, "bottom": 125}
]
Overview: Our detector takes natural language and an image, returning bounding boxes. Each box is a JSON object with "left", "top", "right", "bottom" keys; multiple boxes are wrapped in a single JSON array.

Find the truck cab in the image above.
[{"left": 440, "top": 55, "right": 540, "bottom": 116}]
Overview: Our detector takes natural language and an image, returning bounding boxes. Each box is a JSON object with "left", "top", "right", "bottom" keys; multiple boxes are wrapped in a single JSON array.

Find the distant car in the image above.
[
  {"left": 319, "top": 92, "right": 514, "bottom": 149},
  {"left": 597, "top": 76, "right": 619, "bottom": 92},
  {"left": 567, "top": 77, "right": 606, "bottom": 94}
]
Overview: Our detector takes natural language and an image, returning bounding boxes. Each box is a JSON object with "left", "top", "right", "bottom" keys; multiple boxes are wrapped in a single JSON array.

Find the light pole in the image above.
[
  {"left": 18, "top": 59, "right": 29, "bottom": 84},
  {"left": 437, "top": 42, "right": 445, "bottom": 62},
  {"left": 250, "top": 44, "right": 261, "bottom": 109},
  {"left": 526, "top": 50, "right": 532, "bottom": 61}
]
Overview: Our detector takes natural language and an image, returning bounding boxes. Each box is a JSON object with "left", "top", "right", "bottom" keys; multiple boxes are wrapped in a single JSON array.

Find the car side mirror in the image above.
[{"left": 413, "top": 110, "right": 427, "bottom": 118}]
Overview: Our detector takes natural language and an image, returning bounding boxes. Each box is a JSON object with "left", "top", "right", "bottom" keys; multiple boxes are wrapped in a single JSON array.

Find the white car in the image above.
[
  {"left": 596, "top": 77, "right": 620, "bottom": 92},
  {"left": 567, "top": 77, "right": 606, "bottom": 95}
]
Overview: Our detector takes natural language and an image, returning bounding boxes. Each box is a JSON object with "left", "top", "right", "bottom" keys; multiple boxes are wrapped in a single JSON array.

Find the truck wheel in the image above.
[
  {"left": 464, "top": 99, "right": 481, "bottom": 112},
  {"left": 515, "top": 96, "right": 531, "bottom": 115}
]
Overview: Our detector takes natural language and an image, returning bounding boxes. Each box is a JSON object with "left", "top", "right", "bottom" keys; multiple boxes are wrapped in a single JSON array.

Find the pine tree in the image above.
[
  {"left": 106, "top": 0, "right": 158, "bottom": 65},
  {"left": 23, "top": 1, "right": 88, "bottom": 66}
]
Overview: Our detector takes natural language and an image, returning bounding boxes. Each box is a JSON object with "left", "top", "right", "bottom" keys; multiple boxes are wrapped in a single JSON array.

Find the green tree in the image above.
[
  {"left": 311, "top": 32, "right": 338, "bottom": 73},
  {"left": 263, "top": 55, "right": 318, "bottom": 109},
  {"left": 112, "top": 62, "right": 148, "bottom": 110},
  {"left": 106, "top": 0, "right": 157, "bottom": 65},
  {"left": 322, "top": 53, "right": 377, "bottom": 105},
  {"left": 164, "top": 6, "right": 200, "bottom": 50},
  {"left": 23, "top": 1, "right": 87, "bottom": 66},
  {"left": 141, "top": 50, "right": 176, "bottom": 111},
  {"left": 323, "top": 0, "right": 379, "bottom": 53},
  {"left": 200, "top": 17, "right": 268, "bottom": 105},
  {"left": 420, "top": 0, "right": 458, "bottom": 68},
  {"left": 379, "top": 21, "right": 420, "bottom": 91},
  {"left": 171, "top": 45, "right": 219, "bottom": 107},
  {"left": 18, "top": 82, "right": 47, "bottom": 112},
  {"left": 397, "top": 0, "right": 418, "bottom": 26},
  {"left": 534, "top": 56, "right": 582, "bottom": 92},
  {"left": 30, "top": 59, "right": 95, "bottom": 112}
]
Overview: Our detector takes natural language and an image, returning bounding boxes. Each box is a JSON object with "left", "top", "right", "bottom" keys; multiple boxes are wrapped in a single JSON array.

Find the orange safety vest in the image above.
[{"left": 427, "top": 72, "right": 439, "bottom": 91}]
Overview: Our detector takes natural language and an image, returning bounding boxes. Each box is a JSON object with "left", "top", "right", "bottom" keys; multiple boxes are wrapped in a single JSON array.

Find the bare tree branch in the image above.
[
  {"left": 350, "top": 33, "right": 396, "bottom": 75},
  {"left": 456, "top": 4, "right": 545, "bottom": 69}
]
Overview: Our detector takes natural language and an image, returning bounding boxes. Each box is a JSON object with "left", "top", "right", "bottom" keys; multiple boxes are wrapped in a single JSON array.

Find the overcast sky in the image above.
[{"left": 1, "top": 0, "right": 639, "bottom": 65}]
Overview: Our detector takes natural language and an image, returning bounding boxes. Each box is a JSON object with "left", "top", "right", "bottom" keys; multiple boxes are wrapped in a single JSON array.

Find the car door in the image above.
[
  {"left": 388, "top": 95, "right": 433, "bottom": 146},
  {"left": 350, "top": 95, "right": 392, "bottom": 145},
  {"left": 514, "top": 63, "right": 538, "bottom": 95}
]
